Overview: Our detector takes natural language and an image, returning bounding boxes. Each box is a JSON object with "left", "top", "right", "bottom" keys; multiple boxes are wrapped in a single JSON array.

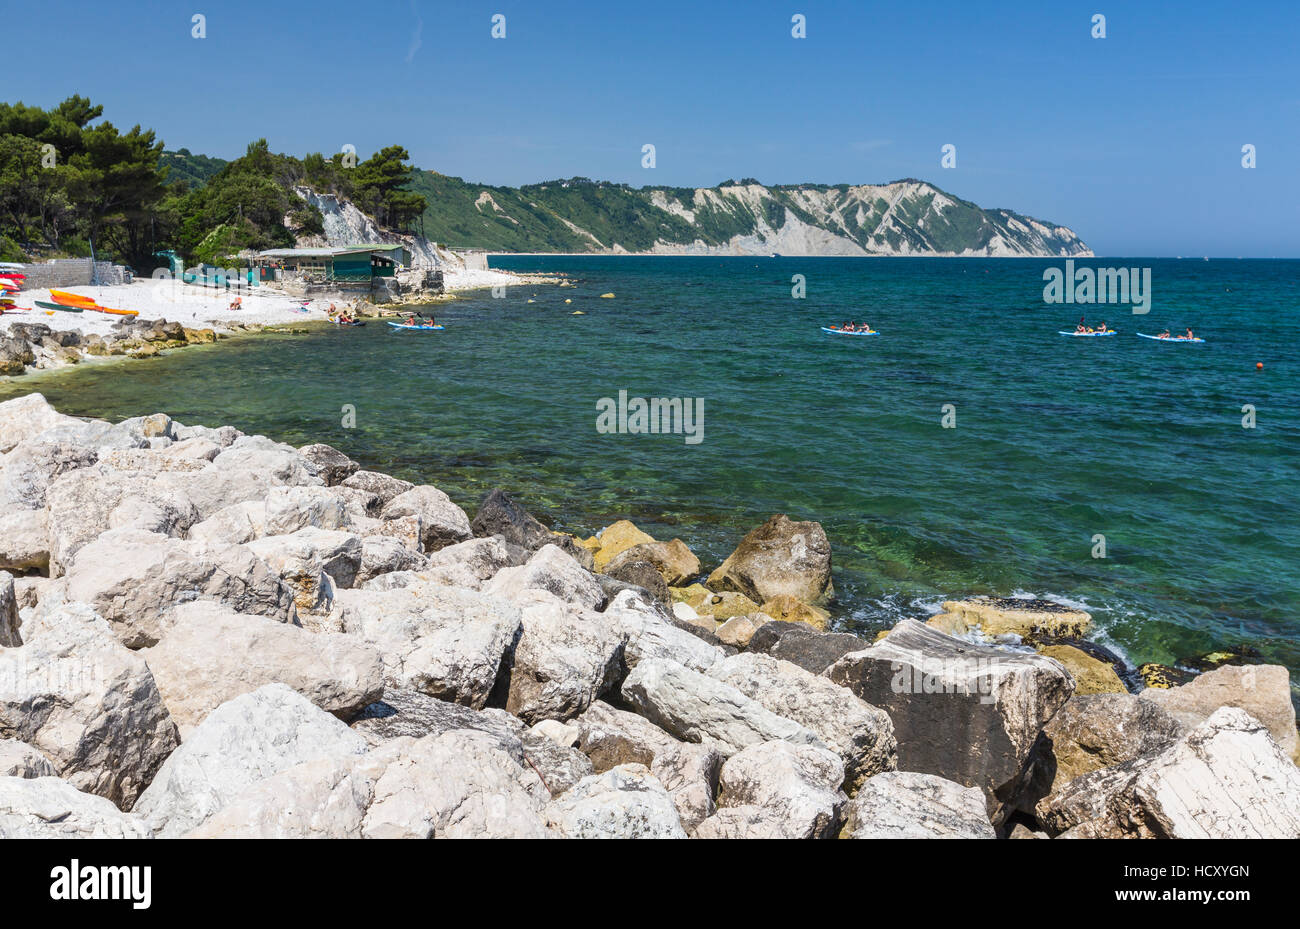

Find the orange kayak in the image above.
[
  {"left": 49, "top": 289, "right": 97, "bottom": 306},
  {"left": 48, "top": 289, "right": 139, "bottom": 316}
]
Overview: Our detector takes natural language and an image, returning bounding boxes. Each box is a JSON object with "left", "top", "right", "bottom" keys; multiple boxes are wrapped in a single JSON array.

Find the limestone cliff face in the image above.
[
  {"left": 407, "top": 172, "right": 1093, "bottom": 258},
  {"left": 290, "top": 187, "right": 462, "bottom": 271},
  {"left": 293, "top": 178, "right": 1091, "bottom": 260},
  {"left": 634, "top": 181, "right": 1092, "bottom": 258}
]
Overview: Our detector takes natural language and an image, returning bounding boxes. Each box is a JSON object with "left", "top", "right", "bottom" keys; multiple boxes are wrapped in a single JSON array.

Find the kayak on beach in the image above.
[
  {"left": 1137, "top": 333, "right": 1205, "bottom": 343},
  {"left": 35, "top": 300, "right": 84, "bottom": 313},
  {"left": 387, "top": 322, "right": 444, "bottom": 331},
  {"left": 821, "top": 326, "right": 878, "bottom": 336},
  {"left": 1058, "top": 330, "right": 1116, "bottom": 337},
  {"left": 47, "top": 289, "right": 138, "bottom": 317}
]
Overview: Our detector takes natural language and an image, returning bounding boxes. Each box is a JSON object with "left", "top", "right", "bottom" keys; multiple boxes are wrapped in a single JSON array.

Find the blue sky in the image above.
[{"left": 5, "top": 0, "right": 1299, "bottom": 255}]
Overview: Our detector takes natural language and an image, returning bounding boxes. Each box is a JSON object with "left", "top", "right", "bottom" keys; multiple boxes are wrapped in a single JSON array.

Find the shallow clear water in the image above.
[{"left": 4, "top": 256, "right": 1298, "bottom": 689}]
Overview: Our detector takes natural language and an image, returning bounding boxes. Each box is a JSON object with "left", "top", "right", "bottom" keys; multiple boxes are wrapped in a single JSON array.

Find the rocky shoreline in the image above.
[{"left": 0, "top": 393, "right": 1296, "bottom": 838}]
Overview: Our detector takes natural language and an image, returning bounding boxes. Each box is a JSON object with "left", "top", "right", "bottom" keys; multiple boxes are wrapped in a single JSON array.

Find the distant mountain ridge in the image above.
[
  {"left": 160, "top": 151, "right": 1092, "bottom": 257},
  {"left": 407, "top": 174, "right": 1092, "bottom": 257}
]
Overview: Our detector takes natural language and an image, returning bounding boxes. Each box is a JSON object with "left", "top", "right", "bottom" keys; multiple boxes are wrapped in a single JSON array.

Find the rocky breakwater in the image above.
[
  {"left": 0, "top": 317, "right": 223, "bottom": 377},
  {"left": 0, "top": 391, "right": 1296, "bottom": 839}
]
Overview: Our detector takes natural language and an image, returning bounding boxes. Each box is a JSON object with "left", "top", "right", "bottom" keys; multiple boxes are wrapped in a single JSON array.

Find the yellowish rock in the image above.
[
  {"left": 758, "top": 594, "right": 829, "bottom": 632},
  {"left": 592, "top": 520, "right": 656, "bottom": 572},
  {"left": 669, "top": 584, "right": 713, "bottom": 610},
  {"left": 1036, "top": 644, "right": 1125, "bottom": 695},
  {"left": 941, "top": 597, "right": 1092, "bottom": 639},
  {"left": 925, "top": 613, "right": 970, "bottom": 636},
  {"left": 1138, "top": 663, "right": 1192, "bottom": 689},
  {"left": 694, "top": 591, "right": 762, "bottom": 621}
]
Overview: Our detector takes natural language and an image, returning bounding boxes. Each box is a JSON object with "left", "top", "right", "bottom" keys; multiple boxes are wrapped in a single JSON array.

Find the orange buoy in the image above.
[{"left": 1256, "top": 362, "right": 1264, "bottom": 370}]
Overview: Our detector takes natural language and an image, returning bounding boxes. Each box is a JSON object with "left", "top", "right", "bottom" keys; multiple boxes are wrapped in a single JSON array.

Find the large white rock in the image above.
[
  {"left": 0, "top": 602, "right": 179, "bottom": 809},
  {"left": 0, "top": 572, "right": 19, "bottom": 647},
  {"left": 349, "top": 689, "right": 593, "bottom": 796},
  {"left": 1039, "top": 707, "right": 1300, "bottom": 838},
  {"left": 620, "top": 658, "right": 825, "bottom": 756},
  {"left": 262, "top": 485, "right": 349, "bottom": 536},
  {"left": 0, "top": 438, "right": 99, "bottom": 511},
  {"left": 357, "top": 536, "right": 429, "bottom": 585},
  {"left": 544, "top": 764, "right": 686, "bottom": 838},
  {"left": 0, "top": 739, "right": 57, "bottom": 778},
  {"left": 841, "top": 771, "right": 997, "bottom": 838},
  {"left": 186, "top": 500, "right": 267, "bottom": 545},
  {"left": 44, "top": 465, "right": 199, "bottom": 574},
  {"left": 331, "top": 585, "right": 521, "bottom": 709},
  {"left": 485, "top": 543, "right": 605, "bottom": 611},
  {"left": 603, "top": 588, "right": 723, "bottom": 673},
  {"left": 707, "top": 652, "right": 896, "bottom": 790},
  {"left": 419, "top": 536, "right": 529, "bottom": 591},
  {"left": 0, "top": 507, "right": 50, "bottom": 574},
  {"left": 381, "top": 485, "right": 472, "bottom": 552},
  {"left": 142, "top": 601, "right": 384, "bottom": 736},
  {"left": 153, "top": 466, "right": 280, "bottom": 521},
  {"left": 246, "top": 527, "right": 363, "bottom": 612},
  {"left": 502, "top": 590, "right": 626, "bottom": 724},
  {"left": 210, "top": 435, "right": 322, "bottom": 486},
  {"left": 132, "top": 683, "right": 369, "bottom": 837},
  {"left": 694, "top": 740, "right": 845, "bottom": 839},
  {"left": 0, "top": 393, "right": 81, "bottom": 454},
  {"left": 342, "top": 469, "right": 413, "bottom": 507},
  {"left": 570, "top": 700, "right": 719, "bottom": 830},
  {"left": 0, "top": 776, "right": 152, "bottom": 838},
  {"left": 62, "top": 528, "right": 297, "bottom": 648},
  {"left": 191, "top": 729, "right": 552, "bottom": 838}
]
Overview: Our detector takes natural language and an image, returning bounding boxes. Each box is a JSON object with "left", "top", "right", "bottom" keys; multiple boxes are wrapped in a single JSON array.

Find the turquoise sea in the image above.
[{"left": 4, "top": 256, "right": 1298, "bottom": 695}]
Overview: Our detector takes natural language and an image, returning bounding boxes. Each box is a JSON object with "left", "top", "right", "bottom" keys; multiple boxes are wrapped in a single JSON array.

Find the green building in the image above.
[{"left": 255, "top": 245, "right": 412, "bottom": 284}]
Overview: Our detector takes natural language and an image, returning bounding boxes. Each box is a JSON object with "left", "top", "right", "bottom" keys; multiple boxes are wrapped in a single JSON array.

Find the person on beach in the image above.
[{"left": 228, "top": 296, "right": 242, "bottom": 311}]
